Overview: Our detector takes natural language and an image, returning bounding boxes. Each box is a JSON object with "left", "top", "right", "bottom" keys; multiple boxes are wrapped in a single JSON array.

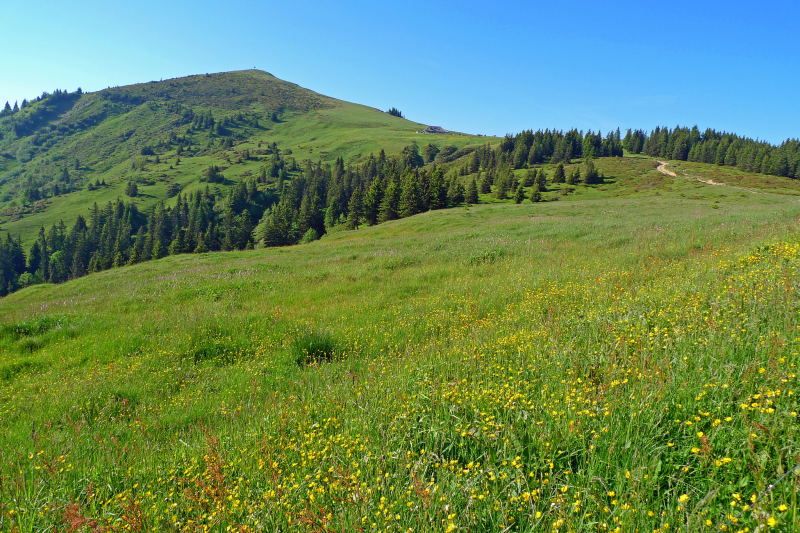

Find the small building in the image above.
[{"left": 422, "top": 126, "right": 449, "bottom": 134}]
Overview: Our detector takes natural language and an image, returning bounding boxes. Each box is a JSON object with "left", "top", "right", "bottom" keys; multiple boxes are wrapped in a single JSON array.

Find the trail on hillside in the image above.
[
  {"left": 657, "top": 160, "right": 760, "bottom": 194},
  {"left": 656, "top": 161, "right": 678, "bottom": 178}
]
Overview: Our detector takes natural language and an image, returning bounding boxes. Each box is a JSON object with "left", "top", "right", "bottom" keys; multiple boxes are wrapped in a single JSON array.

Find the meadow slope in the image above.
[{"left": 0, "top": 171, "right": 799, "bottom": 532}]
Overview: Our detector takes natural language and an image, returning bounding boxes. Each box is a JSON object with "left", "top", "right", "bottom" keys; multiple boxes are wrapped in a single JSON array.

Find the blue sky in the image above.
[{"left": 2, "top": 0, "right": 798, "bottom": 144}]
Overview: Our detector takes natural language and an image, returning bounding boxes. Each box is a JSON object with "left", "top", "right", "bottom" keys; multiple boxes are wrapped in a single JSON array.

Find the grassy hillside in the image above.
[
  {"left": 0, "top": 70, "right": 492, "bottom": 243},
  {"left": 1, "top": 167, "right": 798, "bottom": 531}
]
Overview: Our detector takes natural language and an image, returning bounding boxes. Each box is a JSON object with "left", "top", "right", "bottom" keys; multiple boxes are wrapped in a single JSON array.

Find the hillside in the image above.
[
  {"left": 0, "top": 70, "right": 490, "bottom": 243},
  {"left": 0, "top": 169, "right": 798, "bottom": 531}
]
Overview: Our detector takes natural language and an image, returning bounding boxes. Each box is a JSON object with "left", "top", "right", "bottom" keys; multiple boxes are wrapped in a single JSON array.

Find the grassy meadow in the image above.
[{"left": 0, "top": 163, "right": 799, "bottom": 532}]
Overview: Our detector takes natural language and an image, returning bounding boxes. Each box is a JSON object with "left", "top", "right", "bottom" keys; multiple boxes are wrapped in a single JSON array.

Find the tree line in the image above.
[{"left": 623, "top": 126, "right": 800, "bottom": 178}]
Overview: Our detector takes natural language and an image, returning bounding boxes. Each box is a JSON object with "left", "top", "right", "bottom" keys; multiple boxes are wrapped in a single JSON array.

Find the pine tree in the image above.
[
  {"left": 427, "top": 168, "right": 447, "bottom": 210},
  {"left": 346, "top": 188, "right": 363, "bottom": 229},
  {"left": 567, "top": 167, "right": 580, "bottom": 185},
  {"left": 513, "top": 184, "right": 525, "bottom": 203},
  {"left": 535, "top": 169, "right": 547, "bottom": 191},
  {"left": 522, "top": 170, "right": 535, "bottom": 187},
  {"left": 466, "top": 178, "right": 479, "bottom": 204},
  {"left": 70, "top": 253, "right": 85, "bottom": 279},
  {"left": 494, "top": 176, "right": 508, "bottom": 200},
  {"left": 125, "top": 180, "right": 138, "bottom": 197},
  {"left": 582, "top": 157, "right": 600, "bottom": 184},
  {"left": 553, "top": 163, "right": 565, "bottom": 183},
  {"left": 399, "top": 172, "right": 424, "bottom": 218},
  {"left": 221, "top": 208, "right": 236, "bottom": 250},
  {"left": 362, "top": 178, "right": 383, "bottom": 225}
]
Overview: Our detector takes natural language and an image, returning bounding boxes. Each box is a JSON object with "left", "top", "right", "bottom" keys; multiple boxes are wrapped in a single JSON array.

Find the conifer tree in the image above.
[
  {"left": 447, "top": 177, "right": 465, "bottom": 206},
  {"left": 399, "top": 172, "right": 424, "bottom": 218},
  {"left": 567, "top": 167, "right": 579, "bottom": 185},
  {"left": 535, "top": 169, "right": 547, "bottom": 191},
  {"left": 125, "top": 180, "right": 138, "bottom": 197},
  {"left": 378, "top": 177, "right": 401, "bottom": 223},
  {"left": 494, "top": 176, "right": 508, "bottom": 199},
  {"left": 362, "top": 178, "right": 384, "bottom": 225},
  {"left": 522, "top": 170, "right": 535, "bottom": 187},
  {"left": 513, "top": 184, "right": 525, "bottom": 203},
  {"left": 346, "top": 188, "right": 363, "bottom": 229},
  {"left": 466, "top": 177, "right": 479, "bottom": 204},
  {"left": 582, "top": 157, "right": 600, "bottom": 184},
  {"left": 553, "top": 162, "right": 566, "bottom": 183},
  {"left": 427, "top": 168, "right": 447, "bottom": 210}
]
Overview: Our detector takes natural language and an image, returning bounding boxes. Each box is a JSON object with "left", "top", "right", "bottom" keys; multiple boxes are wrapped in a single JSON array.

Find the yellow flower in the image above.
[
  {"left": 678, "top": 494, "right": 689, "bottom": 503},
  {"left": 767, "top": 516, "right": 777, "bottom": 527}
]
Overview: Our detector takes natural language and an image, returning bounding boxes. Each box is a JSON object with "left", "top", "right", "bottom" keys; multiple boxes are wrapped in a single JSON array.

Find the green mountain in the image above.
[{"left": 0, "top": 69, "right": 487, "bottom": 243}]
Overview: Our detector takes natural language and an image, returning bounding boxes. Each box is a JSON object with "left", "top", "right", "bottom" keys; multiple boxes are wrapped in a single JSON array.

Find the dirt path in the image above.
[
  {"left": 656, "top": 160, "right": 759, "bottom": 193},
  {"left": 656, "top": 161, "right": 678, "bottom": 177}
]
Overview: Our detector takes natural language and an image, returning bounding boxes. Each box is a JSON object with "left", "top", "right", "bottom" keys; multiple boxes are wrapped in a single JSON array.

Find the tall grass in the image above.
[{"left": 0, "top": 187, "right": 798, "bottom": 532}]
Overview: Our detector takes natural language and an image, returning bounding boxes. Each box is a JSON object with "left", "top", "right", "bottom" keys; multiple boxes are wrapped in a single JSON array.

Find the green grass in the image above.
[{"left": 0, "top": 168, "right": 798, "bottom": 531}]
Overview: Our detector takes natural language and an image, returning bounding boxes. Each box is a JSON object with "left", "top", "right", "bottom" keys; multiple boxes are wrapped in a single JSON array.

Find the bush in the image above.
[
  {"left": 292, "top": 331, "right": 338, "bottom": 366},
  {"left": 166, "top": 182, "right": 181, "bottom": 198},
  {"left": 300, "top": 228, "right": 320, "bottom": 244}
]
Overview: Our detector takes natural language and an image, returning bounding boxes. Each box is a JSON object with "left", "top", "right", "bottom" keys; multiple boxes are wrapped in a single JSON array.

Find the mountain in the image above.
[{"left": 0, "top": 69, "right": 487, "bottom": 243}]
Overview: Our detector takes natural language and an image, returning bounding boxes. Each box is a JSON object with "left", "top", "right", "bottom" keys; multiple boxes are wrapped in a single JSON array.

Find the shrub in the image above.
[
  {"left": 300, "top": 228, "right": 320, "bottom": 244},
  {"left": 292, "top": 331, "right": 338, "bottom": 366}
]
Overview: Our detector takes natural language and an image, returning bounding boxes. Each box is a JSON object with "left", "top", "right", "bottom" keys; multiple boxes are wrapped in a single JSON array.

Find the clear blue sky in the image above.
[{"left": 2, "top": 0, "right": 798, "bottom": 144}]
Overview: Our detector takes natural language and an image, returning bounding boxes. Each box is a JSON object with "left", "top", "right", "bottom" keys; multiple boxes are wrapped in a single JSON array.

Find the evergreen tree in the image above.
[
  {"left": 221, "top": 208, "right": 236, "bottom": 251},
  {"left": 362, "top": 178, "right": 384, "bottom": 225},
  {"left": 447, "top": 177, "right": 465, "bottom": 206},
  {"left": 513, "top": 184, "right": 525, "bottom": 203},
  {"left": 553, "top": 162, "right": 566, "bottom": 183},
  {"left": 466, "top": 177, "right": 479, "bottom": 204},
  {"left": 522, "top": 170, "right": 535, "bottom": 187},
  {"left": 427, "top": 168, "right": 447, "bottom": 210},
  {"left": 494, "top": 175, "right": 508, "bottom": 199},
  {"left": 125, "top": 180, "right": 138, "bottom": 197},
  {"left": 378, "top": 177, "right": 401, "bottom": 223},
  {"left": 566, "top": 167, "right": 579, "bottom": 185},
  {"left": 345, "top": 188, "right": 363, "bottom": 229},
  {"left": 582, "top": 157, "right": 600, "bottom": 184},
  {"left": 399, "top": 172, "right": 424, "bottom": 218}
]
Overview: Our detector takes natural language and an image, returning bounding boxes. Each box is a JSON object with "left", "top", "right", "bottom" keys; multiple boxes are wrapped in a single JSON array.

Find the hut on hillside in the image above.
[{"left": 422, "top": 126, "right": 449, "bottom": 134}]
